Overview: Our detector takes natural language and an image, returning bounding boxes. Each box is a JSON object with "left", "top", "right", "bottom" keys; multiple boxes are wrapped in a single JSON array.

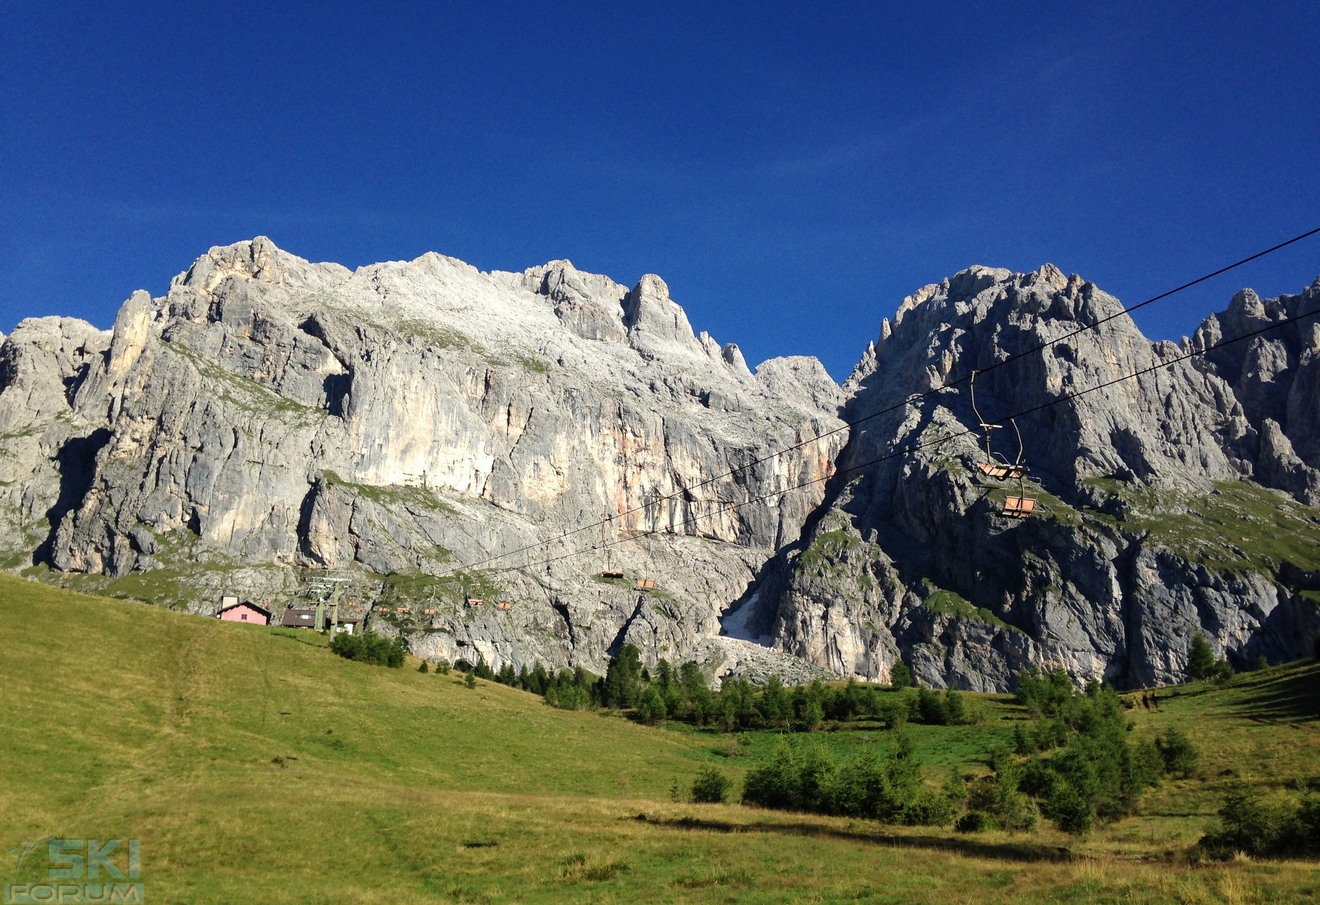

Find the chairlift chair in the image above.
[
  {"left": 969, "top": 370, "right": 1037, "bottom": 517},
  {"left": 970, "top": 370, "right": 1025, "bottom": 480}
]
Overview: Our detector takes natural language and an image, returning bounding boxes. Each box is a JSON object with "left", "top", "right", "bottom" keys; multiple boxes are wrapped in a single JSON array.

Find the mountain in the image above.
[
  {"left": 0, "top": 238, "right": 842, "bottom": 679},
  {"left": 2, "top": 240, "right": 1317, "bottom": 688},
  {"left": 764, "top": 265, "right": 1320, "bottom": 689}
]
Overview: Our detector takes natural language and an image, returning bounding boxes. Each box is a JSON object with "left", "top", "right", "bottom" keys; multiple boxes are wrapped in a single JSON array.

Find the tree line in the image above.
[{"left": 463, "top": 643, "right": 976, "bottom": 732}]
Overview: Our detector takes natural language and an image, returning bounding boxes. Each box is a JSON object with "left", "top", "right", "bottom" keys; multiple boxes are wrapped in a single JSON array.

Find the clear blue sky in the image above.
[{"left": 3, "top": 1, "right": 1317, "bottom": 380}]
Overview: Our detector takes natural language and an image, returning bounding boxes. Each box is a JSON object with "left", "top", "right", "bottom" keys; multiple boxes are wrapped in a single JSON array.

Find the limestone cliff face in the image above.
[
  {"left": 0, "top": 238, "right": 844, "bottom": 676},
  {"left": 767, "top": 266, "right": 1320, "bottom": 690},
  {"left": 3, "top": 245, "right": 1317, "bottom": 690},
  {"left": 1190, "top": 279, "right": 1320, "bottom": 503}
]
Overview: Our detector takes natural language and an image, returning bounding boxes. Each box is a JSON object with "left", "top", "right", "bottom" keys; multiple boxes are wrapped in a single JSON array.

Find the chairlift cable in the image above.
[
  {"left": 492, "top": 299, "right": 1320, "bottom": 578},
  {"left": 442, "top": 225, "right": 1320, "bottom": 577}
]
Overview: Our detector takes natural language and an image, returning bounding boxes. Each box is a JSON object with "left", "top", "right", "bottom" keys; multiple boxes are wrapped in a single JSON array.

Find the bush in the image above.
[
  {"left": 1199, "top": 783, "right": 1283, "bottom": 858},
  {"left": 943, "top": 689, "right": 971, "bottom": 725},
  {"left": 742, "top": 739, "right": 801, "bottom": 810},
  {"left": 1014, "top": 681, "right": 1163, "bottom": 833},
  {"left": 329, "top": 630, "right": 407, "bottom": 668},
  {"left": 961, "top": 764, "right": 1037, "bottom": 832},
  {"left": 1155, "top": 727, "right": 1199, "bottom": 778},
  {"left": 742, "top": 733, "right": 955, "bottom": 826},
  {"left": 916, "top": 687, "right": 947, "bottom": 725},
  {"left": 637, "top": 687, "right": 667, "bottom": 725},
  {"left": 1198, "top": 785, "right": 1320, "bottom": 860},
  {"left": 691, "top": 767, "right": 731, "bottom": 804},
  {"left": 1015, "top": 668, "right": 1075, "bottom": 718},
  {"left": 418, "top": 661, "right": 429, "bottom": 673},
  {"left": 1043, "top": 781, "right": 1094, "bottom": 834},
  {"left": 1187, "top": 632, "right": 1232, "bottom": 683}
]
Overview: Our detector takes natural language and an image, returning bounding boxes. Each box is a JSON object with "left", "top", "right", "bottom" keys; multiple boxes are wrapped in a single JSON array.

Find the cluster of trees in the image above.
[
  {"left": 741, "top": 733, "right": 961, "bottom": 826},
  {"left": 1198, "top": 782, "right": 1320, "bottom": 859},
  {"left": 328, "top": 630, "right": 407, "bottom": 667},
  {"left": 445, "top": 647, "right": 1238, "bottom": 839},
  {"left": 435, "top": 642, "right": 1320, "bottom": 853},
  {"left": 684, "top": 668, "right": 1205, "bottom": 835},
  {"left": 474, "top": 644, "right": 974, "bottom": 732},
  {"left": 1007, "top": 668, "right": 1196, "bottom": 833}
]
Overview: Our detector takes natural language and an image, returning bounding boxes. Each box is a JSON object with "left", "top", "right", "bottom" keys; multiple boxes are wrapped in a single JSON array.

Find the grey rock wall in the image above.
[
  {"left": 3, "top": 245, "right": 1316, "bottom": 689},
  {"left": 770, "top": 266, "right": 1320, "bottom": 689},
  {"left": 0, "top": 238, "right": 845, "bottom": 677}
]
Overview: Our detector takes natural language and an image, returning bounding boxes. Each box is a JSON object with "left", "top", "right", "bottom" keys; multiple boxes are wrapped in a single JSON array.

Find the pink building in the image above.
[{"left": 218, "top": 600, "right": 272, "bottom": 625}]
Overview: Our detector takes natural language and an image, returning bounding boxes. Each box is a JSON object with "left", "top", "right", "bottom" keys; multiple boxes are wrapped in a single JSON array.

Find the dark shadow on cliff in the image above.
[
  {"left": 33, "top": 428, "right": 112, "bottom": 566},
  {"left": 719, "top": 418, "right": 875, "bottom": 641}
]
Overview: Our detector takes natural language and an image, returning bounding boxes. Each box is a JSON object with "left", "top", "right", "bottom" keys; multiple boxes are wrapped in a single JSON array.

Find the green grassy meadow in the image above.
[{"left": 2, "top": 573, "right": 1318, "bottom": 904}]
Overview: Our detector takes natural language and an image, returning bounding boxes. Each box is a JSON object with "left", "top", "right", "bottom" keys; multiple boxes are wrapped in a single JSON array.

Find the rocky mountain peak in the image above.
[
  {"left": 511, "top": 259, "right": 628, "bottom": 343},
  {"left": 622, "top": 273, "right": 701, "bottom": 357},
  {"left": 3, "top": 242, "right": 1317, "bottom": 693},
  {"left": 172, "top": 237, "right": 296, "bottom": 293}
]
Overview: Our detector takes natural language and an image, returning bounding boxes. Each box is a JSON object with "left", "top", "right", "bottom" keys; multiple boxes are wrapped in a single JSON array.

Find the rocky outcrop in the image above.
[
  {"left": 0, "top": 238, "right": 845, "bottom": 677},
  {"left": 769, "top": 266, "right": 1320, "bottom": 689},
  {"left": 3, "top": 245, "right": 1317, "bottom": 690},
  {"left": 1190, "top": 279, "right": 1320, "bottom": 502}
]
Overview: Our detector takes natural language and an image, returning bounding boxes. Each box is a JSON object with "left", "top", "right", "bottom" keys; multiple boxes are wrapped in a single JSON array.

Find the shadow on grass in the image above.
[
  {"left": 1220, "top": 664, "right": 1320, "bottom": 726},
  {"left": 271, "top": 628, "right": 328, "bottom": 648},
  {"left": 633, "top": 813, "right": 1076, "bottom": 863}
]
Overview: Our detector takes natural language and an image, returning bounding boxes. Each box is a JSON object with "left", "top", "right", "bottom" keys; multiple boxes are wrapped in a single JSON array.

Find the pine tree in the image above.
[{"left": 1187, "top": 632, "right": 1218, "bottom": 681}]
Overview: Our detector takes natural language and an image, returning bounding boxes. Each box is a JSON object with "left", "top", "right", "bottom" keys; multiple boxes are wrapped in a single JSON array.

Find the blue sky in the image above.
[{"left": 3, "top": 1, "right": 1317, "bottom": 380}]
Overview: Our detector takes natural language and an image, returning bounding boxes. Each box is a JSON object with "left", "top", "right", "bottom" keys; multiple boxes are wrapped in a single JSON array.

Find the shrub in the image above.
[
  {"left": 1014, "top": 681, "right": 1163, "bottom": 833},
  {"left": 691, "top": 767, "right": 731, "bottom": 804},
  {"left": 1015, "top": 668, "right": 1075, "bottom": 718},
  {"left": 637, "top": 687, "right": 667, "bottom": 725},
  {"left": 1199, "top": 783, "right": 1283, "bottom": 858},
  {"left": 1155, "top": 727, "right": 1199, "bottom": 778},
  {"left": 329, "top": 630, "right": 407, "bottom": 668},
  {"left": 742, "top": 739, "right": 801, "bottom": 810},
  {"left": 955, "top": 810, "right": 990, "bottom": 833},
  {"left": 418, "top": 661, "right": 429, "bottom": 673},
  {"left": 1043, "top": 782, "right": 1094, "bottom": 834},
  {"left": 961, "top": 764, "right": 1037, "bottom": 832},
  {"left": 942, "top": 689, "right": 970, "bottom": 725},
  {"left": 1187, "top": 632, "right": 1231, "bottom": 683},
  {"left": 916, "top": 687, "right": 947, "bottom": 725}
]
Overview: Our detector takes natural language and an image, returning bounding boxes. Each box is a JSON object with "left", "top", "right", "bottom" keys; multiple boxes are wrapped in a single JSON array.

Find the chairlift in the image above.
[
  {"left": 969, "top": 370, "right": 1036, "bottom": 518},
  {"left": 969, "top": 370, "right": 1027, "bottom": 480},
  {"left": 1002, "top": 493, "right": 1037, "bottom": 518}
]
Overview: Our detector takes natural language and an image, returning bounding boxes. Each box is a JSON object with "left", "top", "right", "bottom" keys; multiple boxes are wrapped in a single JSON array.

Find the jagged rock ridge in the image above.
[
  {"left": 0, "top": 239, "right": 844, "bottom": 678},
  {"left": 768, "top": 265, "right": 1320, "bottom": 689},
  {"left": 3, "top": 243, "right": 1318, "bottom": 689}
]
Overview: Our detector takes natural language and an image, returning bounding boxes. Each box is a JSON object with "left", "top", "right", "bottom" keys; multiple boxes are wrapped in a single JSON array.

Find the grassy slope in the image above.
[{"left": 2, "top": 574, "right": 1318, "bottom": 904}]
